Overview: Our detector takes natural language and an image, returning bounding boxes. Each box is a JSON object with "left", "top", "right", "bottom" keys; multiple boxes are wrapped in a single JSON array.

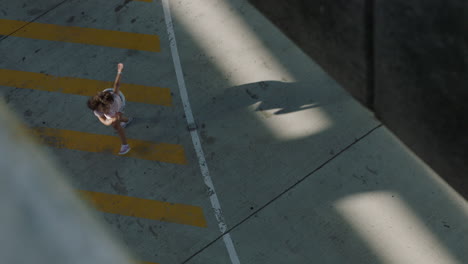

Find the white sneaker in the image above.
[
  {"left": 120, "top": 117, "right": 133, "bottom": 128},
  {"left": 118, "top": 144, "right": 131, "bottom": 155}
]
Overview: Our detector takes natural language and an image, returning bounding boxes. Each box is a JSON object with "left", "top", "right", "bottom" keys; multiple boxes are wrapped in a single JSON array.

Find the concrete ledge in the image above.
[{"left": 0, "top": 98, "right": 134, "bottom": 264}]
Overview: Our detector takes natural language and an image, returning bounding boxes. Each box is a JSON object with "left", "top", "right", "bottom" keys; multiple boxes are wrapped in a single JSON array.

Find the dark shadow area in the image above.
[
  {"left": 373, "top": 0, "right": 468, "bottom": 201},
  {"left": 246, "top": 0, "right": 468, "bottom": 201},
  {"left": 196, "top": 81, "right": 340, "bottom": 118},
  {"left": 246, "top": 0, "right": 370, "bottom": 105}
]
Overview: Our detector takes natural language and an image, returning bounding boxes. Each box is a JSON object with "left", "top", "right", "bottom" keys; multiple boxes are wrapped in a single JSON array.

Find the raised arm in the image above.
[{"left": 113, "top": 63, "right": 124, "bottom": 94}]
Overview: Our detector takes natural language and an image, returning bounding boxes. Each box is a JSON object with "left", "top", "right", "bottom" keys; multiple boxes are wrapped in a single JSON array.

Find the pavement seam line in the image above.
[
  {"left": 181, "top": 123, "right": 384, "bottom": 263},
  {"left": 0, "top": 0, "right": 70, "bottom": 43},
  {"left": 161, "top": 1, "right": 241, "bottom": 263}
]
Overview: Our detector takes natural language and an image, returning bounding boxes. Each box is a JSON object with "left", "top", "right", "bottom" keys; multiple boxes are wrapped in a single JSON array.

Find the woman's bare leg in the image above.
[
  {"left": 112, "top": 121, "right": 128, "bottom": 145},
  {"left": 120, "top": 115, "right": 129, "bottom": 123},
  {"left": 117, "top": 112, "right": 129, "bottom": 123}
]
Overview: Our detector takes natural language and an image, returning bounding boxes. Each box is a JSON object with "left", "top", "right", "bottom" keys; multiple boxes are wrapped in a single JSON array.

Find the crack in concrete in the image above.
[{"left": 180, "top": 123, "right": 383, "bottom": 263}]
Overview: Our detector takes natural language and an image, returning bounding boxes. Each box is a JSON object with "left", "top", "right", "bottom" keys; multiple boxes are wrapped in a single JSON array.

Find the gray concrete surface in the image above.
[
  {"left": 187, "top": 126, "right": 468, "bottom": 264},
  {"left": 1, "top": 0, "right": 467, "bottom": 263},
  {"left": 246, "top": 0, "right": 468, "bottom": 199},
  {"left": 1, "top": 1, "right": 221, "bottom": 263}
]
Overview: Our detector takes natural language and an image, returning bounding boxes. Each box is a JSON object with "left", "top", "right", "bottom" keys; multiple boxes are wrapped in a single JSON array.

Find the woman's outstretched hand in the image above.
[{"left": 117, "top": 63, "right": 124, "bottom": 73}]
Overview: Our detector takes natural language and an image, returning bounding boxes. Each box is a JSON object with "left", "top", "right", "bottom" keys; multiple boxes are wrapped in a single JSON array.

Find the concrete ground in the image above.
[{"left": 1, "top": 0, "right": 467, "bottom": 263}]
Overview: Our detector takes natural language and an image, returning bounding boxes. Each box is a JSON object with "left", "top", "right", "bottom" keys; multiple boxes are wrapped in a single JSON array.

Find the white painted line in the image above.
[{"left": 161, "top": 1, "right": 241, "bottom": 263}]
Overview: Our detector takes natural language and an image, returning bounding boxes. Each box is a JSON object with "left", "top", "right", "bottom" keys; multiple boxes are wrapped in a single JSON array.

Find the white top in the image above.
[{"left": 93, "top": 92, "right": 123, "bottom": 120}]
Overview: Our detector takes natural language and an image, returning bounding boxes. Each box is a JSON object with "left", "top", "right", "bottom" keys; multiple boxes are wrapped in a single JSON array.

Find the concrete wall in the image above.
[
  {"left": 247, "top": 0, "right": 371, "bottom": 105},
  {"left": 248, "top": 0, "right": 468, "bottom": 197},
  {"left": 374, "top": 0, "right": 468, "bottom": 197}
]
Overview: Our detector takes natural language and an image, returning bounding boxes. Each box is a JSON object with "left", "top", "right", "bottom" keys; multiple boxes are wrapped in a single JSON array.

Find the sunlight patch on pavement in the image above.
[
  {"left": 336, "top": 191, "right": 458, "bottom": 264},
  {"left": 169, "top": 0, "right": 295, "bottom": 85},
  {"left": 249, "top": 102, "right": 330, "bottom": 140}
]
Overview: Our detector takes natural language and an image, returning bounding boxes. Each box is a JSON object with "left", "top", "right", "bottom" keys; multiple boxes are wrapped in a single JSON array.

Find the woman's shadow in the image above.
[{"left": 197, "top": 80, "right": 344, "bottom": 121}]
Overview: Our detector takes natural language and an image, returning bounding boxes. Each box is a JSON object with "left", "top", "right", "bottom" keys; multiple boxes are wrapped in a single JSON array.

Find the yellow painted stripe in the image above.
[
  {"left": 0, "top": 69, "right": 172, "bottom": 106},
  {"left": 0, "top": 19, "right": 160, "bottom": 52},
  {"left": 79, "top": 190, "right": 207, "bottom": 227},
  {"left": 31, "top": 127, "right": 187, "bottom": 164}
]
